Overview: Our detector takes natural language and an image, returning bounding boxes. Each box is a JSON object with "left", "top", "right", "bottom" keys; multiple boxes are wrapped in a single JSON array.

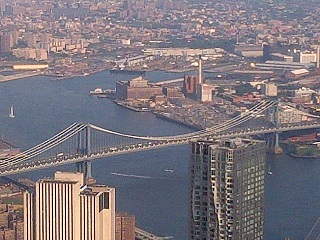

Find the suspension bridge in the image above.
[{"left": 1, "top": 100, "right": 320, "bottom": 177}]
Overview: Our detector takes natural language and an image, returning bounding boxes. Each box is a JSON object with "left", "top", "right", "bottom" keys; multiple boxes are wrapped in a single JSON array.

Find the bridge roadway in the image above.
[
  {"left": 1, "top": 122, "right": 320, "bottom": 176},
  {"left": 135, "top": 227, "right": 173, "bottom": 240}
]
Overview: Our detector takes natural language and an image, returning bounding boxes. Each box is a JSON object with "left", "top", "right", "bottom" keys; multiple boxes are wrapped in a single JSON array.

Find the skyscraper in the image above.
[
  {"left": 189, "top": 138, "right": 266, "bottom": 240},
  {"left": 24, "top": 172, "right": 115, "bottom": 240}
]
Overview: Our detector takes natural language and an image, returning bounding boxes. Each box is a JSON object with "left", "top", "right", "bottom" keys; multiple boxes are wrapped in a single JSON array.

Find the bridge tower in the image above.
[
  {"left": 76, "top": 124, "right": 95, "bottom": 184},
  {"left": 266, "top": 98, "right": 283, "bottom": 154},
  {"left": 273, "top": 99, "right": 283, "bottom": 154}
]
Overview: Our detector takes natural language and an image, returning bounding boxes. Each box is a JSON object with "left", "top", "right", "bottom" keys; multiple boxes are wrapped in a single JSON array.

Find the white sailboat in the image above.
[{"left": 8, "top": 106, "right": 15, "bottom": 118}]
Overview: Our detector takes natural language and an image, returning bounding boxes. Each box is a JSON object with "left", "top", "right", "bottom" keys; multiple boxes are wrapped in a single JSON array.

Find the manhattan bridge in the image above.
[{"left": 1, "top": 99, "right": 320, "bottom": 178}]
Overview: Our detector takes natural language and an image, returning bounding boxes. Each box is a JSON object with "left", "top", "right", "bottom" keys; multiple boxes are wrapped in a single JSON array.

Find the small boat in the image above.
[
  {"left": 89, "top": 88, "right": 107, "bottom": 95},
  {"left": 267, "top": 165, "right": 272, "bottom": 175},
  {"left": 164, "top": 169, "right": 174, "bottom": 173},
  {"left": 8, "top": 106, "right": 15, "bottom": 118}
]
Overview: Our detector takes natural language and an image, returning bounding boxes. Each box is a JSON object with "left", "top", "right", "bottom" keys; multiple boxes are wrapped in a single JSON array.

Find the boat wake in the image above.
[{"left": 110, "top": 172, "right": 153, "bottom": 179}]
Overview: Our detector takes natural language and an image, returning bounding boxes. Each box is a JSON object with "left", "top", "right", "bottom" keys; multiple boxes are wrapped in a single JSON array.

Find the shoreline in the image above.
[
  {"left": 111, "top": 99, "right": 202, "bottom": 130},
  {"left": 0, "top": 71, "right": 42, "bottom": 83},
  {"left": 113, "top": 100, "right": 151, "bottom": 112}
]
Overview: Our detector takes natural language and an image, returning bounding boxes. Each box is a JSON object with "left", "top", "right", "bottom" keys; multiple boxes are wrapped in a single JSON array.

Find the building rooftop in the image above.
[
  {"left": 195, "top": 138, "right": 263, "bottom": 149},
  {"left": 290, "top": 69, "right": 309, "bottom": 75}
]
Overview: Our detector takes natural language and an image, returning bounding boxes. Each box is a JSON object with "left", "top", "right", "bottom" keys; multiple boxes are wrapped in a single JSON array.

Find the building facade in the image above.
[
  {"left": 116, "top": 76, "right": 162, "bottom": 100},
  {"left": 0, "top": 203, "right": 23, "bottom": 240},
  {"left": 115, "top": 213, "right": 135, "bottom": 240},
  {"left": 261, "top": 82, "right": 277, "bottom": 97},
  {"left": 189, "top": 139, "right": 266, "bottom": 240},
  {"left": 24, "top": 172, "right": 115, "bottom": 240},
  {"left": 265, "top": 105, "right": 304, "bottom": 124}
]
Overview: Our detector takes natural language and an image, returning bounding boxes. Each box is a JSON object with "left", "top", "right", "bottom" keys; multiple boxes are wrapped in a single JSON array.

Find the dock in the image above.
[
  {"left": 0, "top": 71, "right": 42, "bottom": 83},
  {"left": 114, "top": 100, "right": 151, "bottom": 112}
]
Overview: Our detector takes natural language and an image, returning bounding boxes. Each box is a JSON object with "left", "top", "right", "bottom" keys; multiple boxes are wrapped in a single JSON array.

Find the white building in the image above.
[
  {"left": 24, "top": 172, "right": 115, "bottom": 240},
  {"left": 142, "top": 48, "right": 224, "bottom": 57},
  {"left": 294, "top": 87, "right": 316, "bottom": 98},
  {"left": 299, "top": 52, "right": 317, "bottom": 64},
  {"left": 198, "top": 83, "right": 215, "bottom": 102},
  {"left": 265, "top": 105, "right": 304, "bottom": 124},
  {"left": 261, "top": 82, "right": 277, "bottom": 97}
]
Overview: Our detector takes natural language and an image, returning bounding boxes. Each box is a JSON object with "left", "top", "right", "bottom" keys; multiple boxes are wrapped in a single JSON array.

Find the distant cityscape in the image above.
[{"left": 1, "top": 0, "right": 320, "bottom": 239}]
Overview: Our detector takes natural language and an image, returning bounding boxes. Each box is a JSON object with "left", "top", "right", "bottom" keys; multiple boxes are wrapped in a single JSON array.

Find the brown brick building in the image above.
[
  {"left": 115, "top": 212, "right": 135, "bottom": 240},
  {"left": 116, "top": 76, "right": 162, "bottom": 100}
]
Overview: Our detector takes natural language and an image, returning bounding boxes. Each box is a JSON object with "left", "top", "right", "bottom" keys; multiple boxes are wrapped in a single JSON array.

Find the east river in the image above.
[{"left": 1, "top": 70, "right": 320, "bottom": 239}]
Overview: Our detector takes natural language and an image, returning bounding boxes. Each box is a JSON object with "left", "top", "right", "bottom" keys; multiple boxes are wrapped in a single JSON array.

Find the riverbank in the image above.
[
  {"left": 289, "top": 153, "right": 320, "bottom": 159},
  {"left": 114, "top": 100, "right": 151, "bottom": 112}
]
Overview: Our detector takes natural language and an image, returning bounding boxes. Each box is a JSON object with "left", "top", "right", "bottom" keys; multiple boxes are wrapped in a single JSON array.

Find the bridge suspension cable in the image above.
[
  {"left": 0, "top": 123, "right": 86, "bottom": 168},
  {"left": 194, "top": 100, "right": 275, "bottom": 137},
  {"left": 89, "top": 100, "right": 276, "bottom": 141},
  {"left": 0, "top": 100, "right": 276, "bottom": 171}
]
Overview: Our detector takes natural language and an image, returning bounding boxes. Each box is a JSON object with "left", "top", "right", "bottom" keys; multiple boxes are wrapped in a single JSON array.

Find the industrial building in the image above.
[
  {"left": 183, "top": 75, "right": 197, "bottom": 96},
  {"left": 254, "top": 60, "right": 315, "bottom": 71},
  {"left": 142, "top": 48, "right": 224, "bottom": 57},
  {"left": 189, "top": 139, "right": 266, "bottom": 240},
  {"left": 234, "top": 44, "right": 263, "bottom": 58},
  {"left": 116, "top": 76, "right": 162, "bottom": 100},
  {"left": 114, "top": 55, "right": 154, "bottom": 68},
  {"left": 162, "top": 86, "right": 185, "bottom": 101},
  {"left": 24, "top": 172, "right": 116, "bottom": 240},
  {"left": 285, "top": 69, "right": 309, "bottom": 80}
]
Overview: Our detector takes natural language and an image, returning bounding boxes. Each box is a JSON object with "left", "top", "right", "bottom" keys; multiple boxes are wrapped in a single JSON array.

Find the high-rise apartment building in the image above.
[
  {"left": 189, "top": 138, "right": 266, "bottom": 240},
  {"left": 24, "top": 172, "right": 115, "bottom": 240}
]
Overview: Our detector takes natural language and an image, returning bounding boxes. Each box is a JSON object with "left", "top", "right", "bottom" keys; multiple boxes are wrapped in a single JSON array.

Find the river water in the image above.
[{"left": 0, "top": 70, "right": 320, "bottom": 239}]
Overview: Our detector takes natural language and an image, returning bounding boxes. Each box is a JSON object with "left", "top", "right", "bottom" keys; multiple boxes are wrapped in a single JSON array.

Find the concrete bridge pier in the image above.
[
  {"left": 274, "top": 132, "right": 283, "bottom": 154},
  {"left": 265, "top": 133, "right": 283, "bottom": 154}
]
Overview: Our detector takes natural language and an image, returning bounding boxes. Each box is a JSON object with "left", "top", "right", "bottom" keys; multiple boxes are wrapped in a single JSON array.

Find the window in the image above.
[{"left": 99, "top": 192, "right": 110, "bottom": 211}]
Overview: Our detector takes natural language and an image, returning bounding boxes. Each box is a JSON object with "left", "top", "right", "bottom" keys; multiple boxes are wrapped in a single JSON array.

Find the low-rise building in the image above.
[{"left": 285, "top": 69, "right": 309, "bottom": 80}]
